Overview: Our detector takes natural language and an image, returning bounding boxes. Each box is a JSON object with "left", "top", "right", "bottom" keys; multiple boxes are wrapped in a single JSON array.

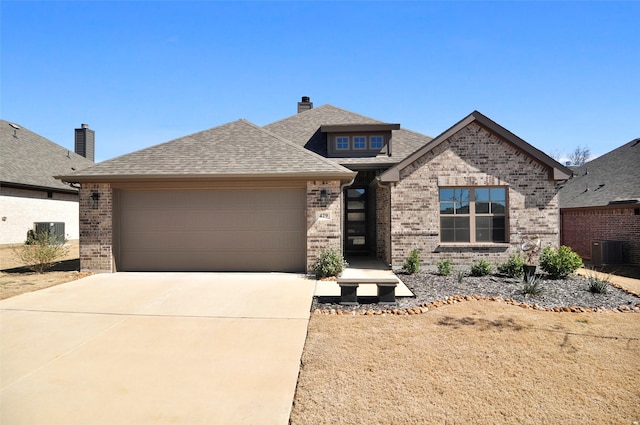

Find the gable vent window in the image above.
[
  {"left": 353, "top": 136, "right": 366, "bottom": 150},
  {"left": 336, "top": 136, "right": 349, "bottom": 150},
  {"left": 439, "top": 187, "right": 507, "bottom": 243},
  {"left": 370, "top": 135, "right": 383, "bottom": 150}
]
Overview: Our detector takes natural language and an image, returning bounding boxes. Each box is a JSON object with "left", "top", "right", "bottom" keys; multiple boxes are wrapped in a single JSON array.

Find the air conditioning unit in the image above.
[
  {"left": 33, "top": 222, "right": 65, "bottom": 244},
  {"left": 591, "top": 240, "right": 623, "bottom": 266}
]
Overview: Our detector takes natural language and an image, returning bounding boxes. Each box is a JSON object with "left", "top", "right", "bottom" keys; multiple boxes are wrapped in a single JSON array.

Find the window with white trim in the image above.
[
  {"left": 336, "top": 136, "right": 349, "bottom": 150},
  {"left": 439, "top": 187, "right": 507, "bottom": 243},
  {"left": 353, "top": 136, "right": 366, "bottom": 149},
  {"left": 370, "top": 135, "right": 383, "bottom": 149}
]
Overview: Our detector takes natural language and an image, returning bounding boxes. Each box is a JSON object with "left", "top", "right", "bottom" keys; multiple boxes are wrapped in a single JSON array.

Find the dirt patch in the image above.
[
  {"left": 0, "top": 241, "right": 88, "bottom": 300},
  {"left": 0, "top": 270, "right": 92, "bottom": 300},
  {"left": 291, "top": 301, "right": 640, "bottom": 425}
]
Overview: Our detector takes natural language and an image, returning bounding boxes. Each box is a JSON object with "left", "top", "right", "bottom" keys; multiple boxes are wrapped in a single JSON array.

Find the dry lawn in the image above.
[
  {"left": 292, "top": 301, "right": 640, "bottom": 425},
  {"left": 0, "top": 241, "right": 89, "bottom": 300}
]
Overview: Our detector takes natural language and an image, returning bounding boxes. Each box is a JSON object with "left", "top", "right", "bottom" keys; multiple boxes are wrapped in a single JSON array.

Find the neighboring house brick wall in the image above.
[
  {"left": 389, "top": 122, "right": 560, "bottom": 267},
  {"left": 562, "top": 207, "right": 640, "bottom": 266},
  {"left": 0, "top": 194, "right": 81, "bottom": 245},
  {"left": 306, "top": 180, "right": 342, "bottom": 271},
  {"left": 79, "top": 183, "right": 113, "bottom": 272}
]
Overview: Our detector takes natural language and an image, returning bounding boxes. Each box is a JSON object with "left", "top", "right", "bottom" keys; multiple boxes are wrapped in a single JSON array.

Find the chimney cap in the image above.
[
  {"left": 301, "top": 96, "right": 310, "bottom": 103},
  {"left": 81, "top": 123, "right": 89, "bottom": 129}
]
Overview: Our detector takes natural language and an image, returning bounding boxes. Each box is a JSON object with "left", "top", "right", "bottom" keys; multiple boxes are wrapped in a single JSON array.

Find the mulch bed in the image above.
[{"left": 312, "top": 271, "right": 640, "bottom": 314}]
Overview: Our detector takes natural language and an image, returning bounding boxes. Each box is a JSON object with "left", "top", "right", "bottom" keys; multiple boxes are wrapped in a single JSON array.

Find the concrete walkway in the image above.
[
  {"left": 1, "top": 272, "right": 315, "bottom": 425},
  {"left": 576, "top": 267, "right": 640, "bottom": 296}
]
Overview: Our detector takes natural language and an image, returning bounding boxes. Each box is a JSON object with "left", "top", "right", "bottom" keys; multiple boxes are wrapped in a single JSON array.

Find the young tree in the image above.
[{"left": 568, "top": 145, "right": 591, "bottom": 166}]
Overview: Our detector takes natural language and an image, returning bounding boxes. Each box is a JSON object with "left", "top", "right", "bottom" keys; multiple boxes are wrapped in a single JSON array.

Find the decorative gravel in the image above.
[{"left": 312, "top": 271, "right": 640, "bottom": 313}]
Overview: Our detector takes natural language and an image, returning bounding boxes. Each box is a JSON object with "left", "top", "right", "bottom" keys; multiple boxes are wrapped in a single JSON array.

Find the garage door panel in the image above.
[{"left": 117, "top": 188, "right": 306, "bottom": 272}]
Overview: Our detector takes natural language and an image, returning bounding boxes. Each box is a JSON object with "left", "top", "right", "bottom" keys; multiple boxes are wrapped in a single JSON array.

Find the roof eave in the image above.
[
  {"left": 56, "top": 171, "right": 357, "bottom": 184},
  {"left": 1, "top": 180, "right": 79, "bottom": 194}
]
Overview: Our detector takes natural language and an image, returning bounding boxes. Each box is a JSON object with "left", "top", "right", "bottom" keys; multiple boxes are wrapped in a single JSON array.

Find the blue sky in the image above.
[{"left": 1, "top": 1, "right": 638, "bottom": 162}]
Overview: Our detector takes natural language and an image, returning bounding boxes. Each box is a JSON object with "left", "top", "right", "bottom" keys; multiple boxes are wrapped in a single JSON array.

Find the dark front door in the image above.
[{"left": 345, "top": 187, "right": 368, "bottom": 254}]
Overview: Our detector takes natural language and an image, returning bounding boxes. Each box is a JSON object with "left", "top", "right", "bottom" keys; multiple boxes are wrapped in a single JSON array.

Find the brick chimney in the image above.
[
  {"left": 297, "top": 96, "right": 313, "bottom": 114},
  {"left": 75, "top": 123, "right": 95, "bottom": 162}
]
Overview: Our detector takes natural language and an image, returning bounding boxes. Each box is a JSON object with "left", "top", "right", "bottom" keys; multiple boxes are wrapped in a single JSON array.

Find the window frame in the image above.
[
  {"left": 438, "top": 186, "right": 508, "bottom": 244},
  {"left": 369, "top": 135, "right": 384, "bottom": 150},
  {"left": 352, "top": 135, "right": 367, "bottom": 150},
  {"left": 336, "top": 136, "right": 350, "bottom": 150}
]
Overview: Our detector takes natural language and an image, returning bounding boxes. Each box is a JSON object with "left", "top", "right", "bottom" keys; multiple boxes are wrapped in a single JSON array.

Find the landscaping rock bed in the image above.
[{"left": 312, "top": 271, "right": 640, "bottom": 315}]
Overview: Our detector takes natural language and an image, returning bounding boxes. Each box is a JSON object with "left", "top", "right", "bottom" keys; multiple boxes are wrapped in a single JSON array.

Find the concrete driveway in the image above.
[{"left": 1, "top": 273, "right": 316, "bottom": 425}]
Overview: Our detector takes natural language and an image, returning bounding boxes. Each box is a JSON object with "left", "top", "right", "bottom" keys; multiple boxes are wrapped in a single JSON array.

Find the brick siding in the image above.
[
  {"left": 388, "top": 122, "right": 560, "bottom": 267},
  {"left": 306, "top": 180, "right": 342, "bottom": 271},
  {"left": 79, "top": 183, "right": 113, "bottom": 272},
  {"left": 562, "top": 207, "right": 640, "bottom": 265}
]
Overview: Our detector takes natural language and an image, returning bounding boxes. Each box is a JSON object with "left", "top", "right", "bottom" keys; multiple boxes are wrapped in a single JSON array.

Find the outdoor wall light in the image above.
[
  {"left": 90, "top": 192, "right": 100, "bottom": 209},
  {"left": 319, "top": 189, "right": 328, "bottom": 207}
]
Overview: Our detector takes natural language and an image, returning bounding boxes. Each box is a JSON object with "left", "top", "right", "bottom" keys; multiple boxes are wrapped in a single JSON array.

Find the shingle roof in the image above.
[
  {"left": 559, "top": 138, "right": 640, "bottom": 209},
  {"left": 264, "top": 104, "right": 433, "bottom": 167},
  {"left": 60, "top": 119, "right": 355, "bottom": 182},
  {"left": 0, "top": 119, "right": 94, "bottom": 192},
  {"left": 380, "top": 110, "right": 573, "bottom": 182}
]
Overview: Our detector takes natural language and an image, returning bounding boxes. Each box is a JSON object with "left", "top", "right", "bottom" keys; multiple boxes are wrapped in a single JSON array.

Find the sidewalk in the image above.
[{"left": 576, "top": 268, "right": 640, "bottom": 296}]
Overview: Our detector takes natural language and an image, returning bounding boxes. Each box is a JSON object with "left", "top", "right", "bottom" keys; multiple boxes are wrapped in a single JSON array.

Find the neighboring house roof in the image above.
[
  {"left": 0, "top": 119, "right": 94, "bottom": 193},
  {"left": 264, "top": 104, "right": 433, "bottom": 167},
  {"left": 60, "top": 119, "right": 355, "bottom": 183},
  {"left": 380, "top": 110, "right": 573, "bottom": 182},
  {"left": 559, "top": 138, "right": 640, "bottom": 209}
]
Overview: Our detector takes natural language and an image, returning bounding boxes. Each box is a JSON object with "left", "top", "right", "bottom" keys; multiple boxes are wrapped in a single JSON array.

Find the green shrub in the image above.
[
  {"left": 436, "top": 259, "right": 452, "bottom": 276},
  {"left": 497, "top": 253, "right": 525, "bottom": 278},
  {"left": 313, "top": 247, "right": 348, "bottom": 278},
  {"left": 403, "top": 249, "right": 420, "bottom": 274},
  {"left": 11, "top": 230, "right": 69, "bottom": 273},
  {"left": 586, "top": 271, "right": 610, "bottom": 294},
  {"left": 521, "top": 275, "right": 544, "bottom": 296},
  {"left": 539, "top": 245, "right": 583, "bottom": 279},
  {"left": 470, "top": 259, "right": 492, "bottom": 276}
]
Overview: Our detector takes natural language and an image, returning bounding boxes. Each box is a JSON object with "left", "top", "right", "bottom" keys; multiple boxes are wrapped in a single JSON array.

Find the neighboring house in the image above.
[
  {"left": 559, "top": 139, "right": 640, "bottom": 266},
  {"left": 0, "top": 120, "right": 95, "bottom": 245},
  {"left": 60, "top": 98, "right": 571, "bottom": 273}
]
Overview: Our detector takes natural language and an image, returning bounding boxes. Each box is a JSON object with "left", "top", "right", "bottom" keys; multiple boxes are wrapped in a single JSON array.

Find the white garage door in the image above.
[{"left": 115, "top": 187, "right": 306, "bottom": 272}]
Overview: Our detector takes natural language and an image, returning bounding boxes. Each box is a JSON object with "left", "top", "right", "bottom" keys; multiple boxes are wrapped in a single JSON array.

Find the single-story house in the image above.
[
  {"left": 559, "top": 139, "right": 640, "bottom": 266},
  {"left": 0, "top": 120, "right": 95, "bottom": 245},
  {"left": 60, "top": 98, "right": 572, "bottom": 273}
]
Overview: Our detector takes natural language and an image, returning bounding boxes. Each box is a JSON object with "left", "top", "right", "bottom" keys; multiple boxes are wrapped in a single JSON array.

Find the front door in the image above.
[{"left": 345, "top": 187, "right": 368, "bottom": 254}]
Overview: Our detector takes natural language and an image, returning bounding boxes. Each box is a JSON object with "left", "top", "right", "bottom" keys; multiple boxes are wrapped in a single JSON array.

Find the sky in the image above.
[{"left": 1, "top": 1, "right": 638, "bottom": 163}]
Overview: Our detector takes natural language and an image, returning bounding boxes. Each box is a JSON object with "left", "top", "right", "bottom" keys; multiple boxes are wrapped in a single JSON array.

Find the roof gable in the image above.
[
  {"left": 559, "top": 138, "right": 640, "bottom": 209},
  {"left": 0, "top": 119, "right": 94, "bottom": 192},
  {"left": 380, "top": 111, "right": 573, "bottom": 182},
  {"left": 60, "top": 119, "right": 355, "bottom": 182}
]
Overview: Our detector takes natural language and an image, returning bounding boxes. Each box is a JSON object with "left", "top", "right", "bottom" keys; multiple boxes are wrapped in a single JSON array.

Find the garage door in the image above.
[{"left": 115, "top": 188, "right": 306, "bottom": 272}]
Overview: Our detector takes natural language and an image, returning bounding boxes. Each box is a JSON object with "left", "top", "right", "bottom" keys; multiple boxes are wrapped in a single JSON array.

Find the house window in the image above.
[
  {"left": 439, "top": 187, "right": 507, "bottom": 243},
  {"left": 336, "top": 136, "right": 349, "bottom": 150},
  {"left": 370, "top": 135, "right": 383, "bottom": 150},
  {"left": 353, "top": 136, "right": 366, "bottom": 150}
]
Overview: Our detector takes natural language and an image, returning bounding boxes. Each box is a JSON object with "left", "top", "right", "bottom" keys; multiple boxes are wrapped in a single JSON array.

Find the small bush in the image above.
[
  {"left": 403, "top": 249, "right": 420, "bottom": 274},
  {"left": 497, "top": 253, "right": 525, "bottom": 278},
  {"left": 313, "top": 247, "right": 348, "bottom": 278},
  {"left": 521, "top": 275, "right": 544, "bottom": 296},
  {"left": 436, "top": 259, "right": 452, "bottom": 276},
  {"left": 11, "top": 230, "right": 69, "bottom": 273},
  {"left": 539, "top": 245, "right": 583, "bottom": 279},
  {"left": 470, "top": 259, "right": 492, "bottom": 277},
  {"left": 586, "top": 271, "right": 611, "bottom": 294}
]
